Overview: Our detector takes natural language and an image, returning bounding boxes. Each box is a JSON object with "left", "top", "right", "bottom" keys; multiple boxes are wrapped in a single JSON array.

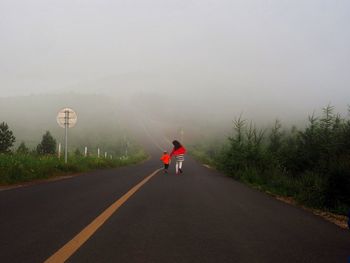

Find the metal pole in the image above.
[{"left": 64, "top": 110, "right": 69, "bottom": 164}]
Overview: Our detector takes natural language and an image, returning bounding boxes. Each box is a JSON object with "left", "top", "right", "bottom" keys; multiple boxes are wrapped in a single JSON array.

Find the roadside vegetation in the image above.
[
  {"left": 190, "top": 105, "right": 350, "bottom": 215},
  {"left": 0, "top": 123, "right": 147, "bottom": 185}
]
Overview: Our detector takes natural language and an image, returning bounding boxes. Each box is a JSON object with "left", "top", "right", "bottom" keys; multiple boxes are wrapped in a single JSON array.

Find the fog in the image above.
[{"left": 1, "top": 0, "right": 350, "bottom": 147}]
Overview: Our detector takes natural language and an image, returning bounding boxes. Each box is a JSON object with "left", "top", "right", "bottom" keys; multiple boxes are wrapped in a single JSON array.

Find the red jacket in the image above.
[
  {"left": 160, "top": 154, "right": 171, "bottom": 164},
  {"left": 170, "top": 146, "right": 186, "bottom": 157}
]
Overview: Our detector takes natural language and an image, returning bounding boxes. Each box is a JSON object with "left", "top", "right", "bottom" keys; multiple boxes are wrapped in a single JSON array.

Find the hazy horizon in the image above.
[{"left": 1, "top": 0, "right": 350, "bottom": 127}]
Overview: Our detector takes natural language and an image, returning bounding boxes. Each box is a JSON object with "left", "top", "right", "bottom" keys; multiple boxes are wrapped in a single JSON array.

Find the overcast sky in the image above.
[{"left": 1, "top": 0, "right": 350, "bottom": 120}]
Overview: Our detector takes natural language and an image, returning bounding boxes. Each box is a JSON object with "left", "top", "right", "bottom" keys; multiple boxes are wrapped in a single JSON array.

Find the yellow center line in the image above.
[{"left": 44, "top": 168, "right": 161, "bottom": 263}]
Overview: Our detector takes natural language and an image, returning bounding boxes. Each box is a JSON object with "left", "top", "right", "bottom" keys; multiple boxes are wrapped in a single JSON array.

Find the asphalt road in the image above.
[{"left": 0, "top": 154, "right": 349, "bottom": 263}]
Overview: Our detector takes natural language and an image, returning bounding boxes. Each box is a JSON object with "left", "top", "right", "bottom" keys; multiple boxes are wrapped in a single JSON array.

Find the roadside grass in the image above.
[
  {"left": 189, "top": 106, "right": 350, "bottom": 217},
  {"left": 190, "top": 150, "right": 349, "bottom": 228},
  {"left": 0, "top": 150, "right": 147, "bottom": 185},
  {"left": 190, "top": 147, "right": 349, "bottom": 216},
  {"left": 190, "top": 149, "right": 282, "bottom": 192}
]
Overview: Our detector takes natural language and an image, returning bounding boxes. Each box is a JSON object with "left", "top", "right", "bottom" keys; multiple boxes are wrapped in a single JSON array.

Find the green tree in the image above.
[
  {"left": 0, "top": 122, "right": 16, "bottom": 153},
  {"left": 37, "top": 131, "right": 56, "bottom": 155},
  {"left": 268, "top": 119, "right": 283, "bottom": 154},
  {"left": 17, "top": 142, "right": 29, "bottom": 154}
]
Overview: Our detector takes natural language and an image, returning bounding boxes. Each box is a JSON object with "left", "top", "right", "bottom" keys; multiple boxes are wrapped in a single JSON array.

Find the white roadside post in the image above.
[
  {"left": 104, "top": 152, "right": 107, "bottom": 158},
  {"left": 84, "top": 146, "right": 88, "bottom": 157},
  {"left": 98, "top": 148, "right": 100, "bottom": 158},
  {"left": 57, "top": 108, "right": 77, "bottom": 164},
  {"left": 58, "top": 143, "right": 61, "bottom": 159}
]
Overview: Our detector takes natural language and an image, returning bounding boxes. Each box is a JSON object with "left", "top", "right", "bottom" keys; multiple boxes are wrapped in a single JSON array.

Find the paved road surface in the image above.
[{"left": 1, "top": 154, "right": 349, "bottom": 262}]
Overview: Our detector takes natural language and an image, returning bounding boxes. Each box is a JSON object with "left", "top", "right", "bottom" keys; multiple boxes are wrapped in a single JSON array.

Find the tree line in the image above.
[
  {"left": 0, "top": 122, "right": 147, "bottom": 184},
  {"left": 192, "top": 105, "right": 350, "bottom": 215},
  {"left": 0, "top": 122, "right": 56, "bottom": 155}
]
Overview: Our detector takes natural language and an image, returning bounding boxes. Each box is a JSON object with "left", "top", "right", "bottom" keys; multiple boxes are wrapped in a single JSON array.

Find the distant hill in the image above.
[
  {"left": 0, "top": 93, "right": 128, "bottom": 153},
  {"left": 0, "top": 92, "right": 216, "bottom": 152}
]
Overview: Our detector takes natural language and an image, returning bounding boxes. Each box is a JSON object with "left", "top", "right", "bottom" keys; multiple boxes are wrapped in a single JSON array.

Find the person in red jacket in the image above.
[
  {"left": 170, "top": 140, "right": 186, "bottom": 175},
  {"left": 160, "top": 151, "right": 171, "bottom": 174}
]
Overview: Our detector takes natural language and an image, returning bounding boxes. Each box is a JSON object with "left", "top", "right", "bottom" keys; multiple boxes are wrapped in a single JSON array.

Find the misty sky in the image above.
[{"left": 1, "top": 0, "right": 350, "bottom": 120}]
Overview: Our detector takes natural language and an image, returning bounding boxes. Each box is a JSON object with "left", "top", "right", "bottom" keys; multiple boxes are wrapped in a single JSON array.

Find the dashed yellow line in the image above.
[{"left": 44, "top": 168, "right": 161, "bottom": 263}]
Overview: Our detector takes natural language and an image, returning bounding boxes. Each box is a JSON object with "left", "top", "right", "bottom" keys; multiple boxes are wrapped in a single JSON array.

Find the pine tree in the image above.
[
  {"left": 37, "top": 131, "right": 56, "bottom": 155},
  {"left": 17, "top": 142, "right": 29, "bottom": 154},
  {"left": 0, "top": 122, "right": 16, "bottom": 153}
]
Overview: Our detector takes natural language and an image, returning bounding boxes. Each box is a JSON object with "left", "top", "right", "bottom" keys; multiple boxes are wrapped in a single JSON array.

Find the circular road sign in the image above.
[{"left": 57, "top": 108, "right": 78, "bottom": 128}]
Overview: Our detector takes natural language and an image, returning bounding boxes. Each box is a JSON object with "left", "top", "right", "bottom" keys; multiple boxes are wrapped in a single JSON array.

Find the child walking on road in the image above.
[
  {"left": 160, "top": 151, "right": 171, "bottom": 174},
  {"left": 170, "top": 140, "right": 186, "bottom": 175}
]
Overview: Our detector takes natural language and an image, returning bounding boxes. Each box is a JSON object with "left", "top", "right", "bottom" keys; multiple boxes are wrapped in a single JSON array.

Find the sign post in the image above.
[{"left": 57, "top": 108, "right": 77, "bottom": 164}]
